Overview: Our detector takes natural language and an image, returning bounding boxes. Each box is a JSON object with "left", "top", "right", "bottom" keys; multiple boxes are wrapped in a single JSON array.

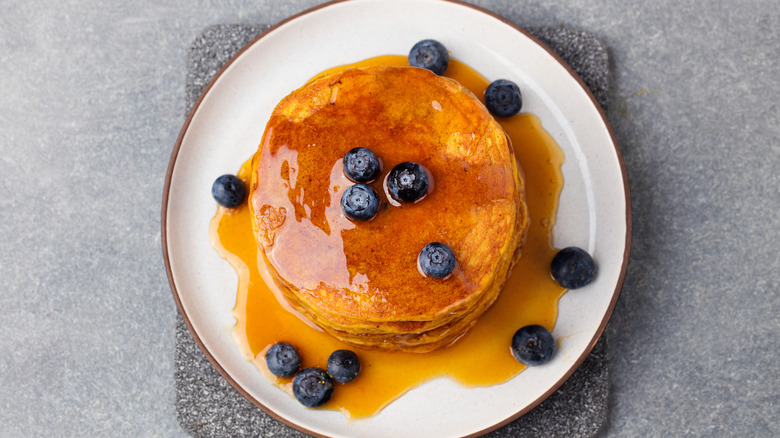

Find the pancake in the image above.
[{"left": 249, "top": 65, "right": 527, "bottom": 352}]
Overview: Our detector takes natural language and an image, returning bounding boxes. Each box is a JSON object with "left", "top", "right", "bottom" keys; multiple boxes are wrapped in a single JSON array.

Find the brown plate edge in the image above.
[{"left": 160, "top": 1, "right": 633, "bottom": 437}]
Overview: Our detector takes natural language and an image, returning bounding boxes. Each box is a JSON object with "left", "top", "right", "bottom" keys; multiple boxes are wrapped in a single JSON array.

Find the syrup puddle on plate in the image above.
[{"left": 210, "top": 55, "right": 566, "bottom": 418}]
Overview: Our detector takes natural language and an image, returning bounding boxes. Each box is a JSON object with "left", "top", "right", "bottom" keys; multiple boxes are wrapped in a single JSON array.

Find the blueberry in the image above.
[
  {"left": 343, "top": 147, "right": 381, "bottom": 183},
  {"left": 408, "top": 39, "right": 449, "bottom": 75},
  {"left": 418, "top": 242, "right": 456, "bottom": 278},
  {"left": 511, "top": 325, "right": 555, "bottom": 366},
  {"left": 341, "top": 184, "right": 380, "bottom": 221},
  {"left": 211, "top": 174, "right": 246, "bottom": 208},
  {"left": 550, "top": 247, "right": 596, "bottom": 289},
  {"left": 292, "top": 367, "right": 334, "bottom": 408},
  {"left": 386, "top": 162, "right": 429, "bottom": 203},
  {"left": 264, "top": 342, "right": 301, "bottom": 378},
  {"left": 326, "top": 350, "right": 361, "bottom": 383},
  {"left": 484, "top": 79, "right": 523, "bottom": 117}
]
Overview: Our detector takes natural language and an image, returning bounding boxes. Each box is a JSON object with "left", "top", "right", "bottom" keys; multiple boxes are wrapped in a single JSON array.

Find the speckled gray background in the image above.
[{"left": 1, "top": 1, "right": 778, "bottom": 437}]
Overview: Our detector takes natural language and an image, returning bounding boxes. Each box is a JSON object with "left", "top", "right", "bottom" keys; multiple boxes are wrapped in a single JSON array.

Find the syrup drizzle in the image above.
[{"left": 211, "top": 55, "right": 565, "bottom": 418}]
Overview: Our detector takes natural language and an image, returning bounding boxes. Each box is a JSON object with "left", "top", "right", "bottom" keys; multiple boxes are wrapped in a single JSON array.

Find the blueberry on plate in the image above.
[
  {"left": 265, "top": 342, "right": 301, "bottom": 378},
  {"left": 293, "top": 367, "right": 334, "bottom": 408},
  {"left": 326, "top": 350, "right": 361, "bottom": 383},
  {"left": 511, "top": 325, "right": 555, "bottom": 366},
  {"left": 386, "top": 162, "right": 429, "bottom": 203},
  {"left": 418, "top": 242, "right": 456, "bottom": 278},
  {"left": 341, "top": 184, "right": 380, "bottom": 221},
  {"left": 343, "top": 147, "right": 381, "bottom": 183},
  {"left": 550, "top": 246, "right": 596, "bottom": 289},
  {"left": 484, "top": 79, "right": 523, "bottom": 118},
  {"left": 408, "top": 39, "right": 449, "bottom": 75},
  {"left": 211, "top": 174, "right": 246, "bottom": 208}
]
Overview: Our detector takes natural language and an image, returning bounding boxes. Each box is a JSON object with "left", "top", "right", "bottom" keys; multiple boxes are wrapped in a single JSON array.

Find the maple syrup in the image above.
[{"left": 210, "top": 55, "right": 565, "bottom": 418}]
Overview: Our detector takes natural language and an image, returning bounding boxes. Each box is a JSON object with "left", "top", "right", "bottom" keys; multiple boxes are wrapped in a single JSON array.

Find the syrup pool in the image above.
[{"left": 210, "top": 55, "right": 565, "bottom": 418}]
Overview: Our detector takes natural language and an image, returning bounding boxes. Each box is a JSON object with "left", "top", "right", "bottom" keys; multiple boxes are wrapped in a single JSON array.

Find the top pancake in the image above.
[{"left": 249, "top": 65, "right": 527, "bottom": 350}]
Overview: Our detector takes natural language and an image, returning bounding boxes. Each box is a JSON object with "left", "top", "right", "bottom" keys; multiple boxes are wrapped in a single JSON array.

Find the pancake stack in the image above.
[{"left": 249, "top": 66, "right": 527, "bottom": 352}]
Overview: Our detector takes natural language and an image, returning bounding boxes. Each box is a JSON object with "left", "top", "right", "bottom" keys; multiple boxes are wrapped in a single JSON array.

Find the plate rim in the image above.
[{"left": 161, "top": 0, "right": 632, "bottom": 436}]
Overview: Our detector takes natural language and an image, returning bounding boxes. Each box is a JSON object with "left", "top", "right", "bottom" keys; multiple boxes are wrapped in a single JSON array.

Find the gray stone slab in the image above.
[{"left": 174, "top": 23, "right": 611, "bottom": 437}]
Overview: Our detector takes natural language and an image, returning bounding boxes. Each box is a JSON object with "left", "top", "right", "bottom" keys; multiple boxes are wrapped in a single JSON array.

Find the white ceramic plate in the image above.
[{"left": 163, "top": 0, "right": 630, "bottom": 436}]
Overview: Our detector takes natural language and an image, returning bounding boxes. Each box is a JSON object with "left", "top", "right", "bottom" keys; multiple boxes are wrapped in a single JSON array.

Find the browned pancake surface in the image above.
[{"left": 250, "top": 66, "right": 526, "bottom": 350}]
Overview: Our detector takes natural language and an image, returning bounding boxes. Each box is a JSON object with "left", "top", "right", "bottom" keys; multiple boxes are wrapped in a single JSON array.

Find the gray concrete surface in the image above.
[{"left": 1, "top": 0, "right": 777, "bottom": 437}]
